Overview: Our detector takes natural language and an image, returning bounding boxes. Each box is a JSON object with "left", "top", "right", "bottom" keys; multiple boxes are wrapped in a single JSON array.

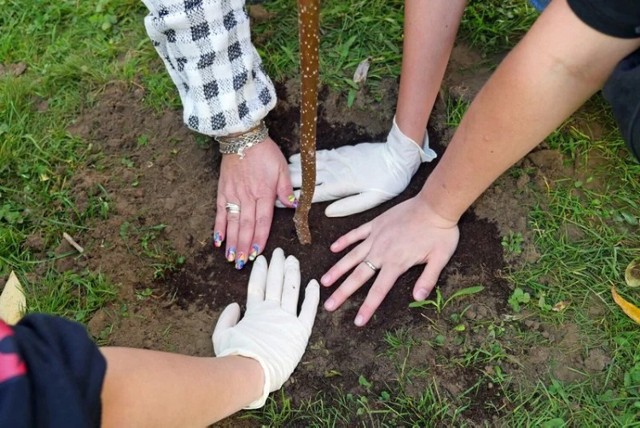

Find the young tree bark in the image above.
[{"left": 293, "top": 0, "right": 320, "bottom": 244}]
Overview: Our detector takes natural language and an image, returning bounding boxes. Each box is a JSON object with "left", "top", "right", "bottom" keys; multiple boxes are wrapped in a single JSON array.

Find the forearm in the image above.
[
  {"left": 100, "top": 348, "right": 263, "bottom": 427},
  {"left": 396, "top": 0, "right": 466, "bottom": 142},
  {"left": 419, "top": 0, "right": 640, "bottom": 222},
  {"left": 142, "top": 0, "right": 276, "bottom": 136}
]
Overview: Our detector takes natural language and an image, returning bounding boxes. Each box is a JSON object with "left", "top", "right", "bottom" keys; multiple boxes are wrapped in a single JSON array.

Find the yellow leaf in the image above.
[
  {"left": 611, "top": 286, "right": 640, "bottom": 324},
  {"left": 552, "top": 300, "right": 570, "bottom": 312},
  {"left": 324, "top": 369, "right": 342, "bottom": 378},
  {"left": 625, "top": 259, "right": 640, "bottom": 288},
  {"left": 0, "top": 271, "right": 26, "bottom": 324}
]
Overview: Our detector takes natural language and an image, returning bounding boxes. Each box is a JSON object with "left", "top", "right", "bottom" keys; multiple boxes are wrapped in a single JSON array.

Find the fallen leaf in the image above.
[
  {"left": 353, "top": 57, "right": 371, "bottom": 84},
  {"left": 324, "top": 369, "right": 342, "bottom": 378},
  {"left": 0, "top": 62, "right": 27, "bottom": 77},
  {"left": 247, "top": 5, "right": 275, "bottom": 23},
  {"left": 611, "top": 286, "right": 640, "bottom": 324},
  {"left": 625, "top": 259, "right": 640, "bottom": 288},
  {"left": 552, "top": 301, "right": 570, "bottom": 312},
  {"left": 0, "top": 271, "right": 26, "bottom": 324}
]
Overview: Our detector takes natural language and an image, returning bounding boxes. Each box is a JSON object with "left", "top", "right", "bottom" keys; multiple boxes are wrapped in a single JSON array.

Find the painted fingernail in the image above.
[
  {"left": 213, "top": 231, "right": 223, "bottom": 248},
  {"left": 248, "top": 244, "right": 260, "bottom": 261},
  {"left": 288, "top": 194, "right": 299, "bottom": 208},
  {"left": 354, "top": 315, "right": 365, "bottom": 327},
  {"left": 226, "top": 247, "right": 236, "bottom": 262},
  {"left": 415, "top": 289, "right": 428, "bottom": 301},
  {"left": 324, "top": 298, "right": 335, "bottom": 311},
  {"left": 235, "top": 253, "right": 246, "bottom": 270}
]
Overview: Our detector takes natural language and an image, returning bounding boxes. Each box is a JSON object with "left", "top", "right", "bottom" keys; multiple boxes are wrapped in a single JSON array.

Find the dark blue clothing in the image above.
[
  {"left": 529, "top": 0, "right": 640, "bottom": 161},
  {"left": 568, "top": 0, "right": 640, "bottom": 39},
  {"left": 567, "top": 0, "right": 640, "bottom": 162},
  {"left": 530, "top": 0, "right": 640, "bottom": 35},
  {"left": 0, "top": 315, "right": 105, "bottom": 428}
]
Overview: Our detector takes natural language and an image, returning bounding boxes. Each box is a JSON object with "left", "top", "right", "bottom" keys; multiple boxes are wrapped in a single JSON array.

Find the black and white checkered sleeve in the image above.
[{"left": 142, "top": 0, "right": 277, "bottom": 136}]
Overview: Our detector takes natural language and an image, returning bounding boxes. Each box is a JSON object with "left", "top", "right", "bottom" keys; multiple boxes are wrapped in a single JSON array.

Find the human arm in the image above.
[
  {"left": 395, "top": 0, "right": 466, "bottom": 143},
  {"left": 100, "top": 351, "right": 262, "bottom": 427},
  {"left": 0, "top": 315, "right": 261, "bottom": 428},
  {"left": 141, "top": 0, "right": 295, "bottom": 267},
  {"left": 102, "top": 248, "right": 319, "bottom": 426},
  {"left": 286, "top": 0, "right": 465, "bottom": 217},
  {"left": 417, "top": 0, "right": 640, "bottom": 224},
  {"left": 322, "top": 0, "right": 640, "bottom": 326},
  {"left": 0, "top": 250, "right": 317, "bottom": 427}
]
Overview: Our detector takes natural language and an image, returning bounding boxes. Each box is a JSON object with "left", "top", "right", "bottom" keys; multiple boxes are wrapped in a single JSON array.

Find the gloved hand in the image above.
[
  {"left": 212, "top": 248, "right": 320, "bottom": 408},
  {"left": 286, "top": 117, "right": 437, "bottom": 217}
]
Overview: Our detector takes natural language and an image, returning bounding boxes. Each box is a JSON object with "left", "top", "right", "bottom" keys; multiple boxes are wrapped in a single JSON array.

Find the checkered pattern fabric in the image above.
[{"left": 142, "top": 0, "right": 277, "bottom": 136}]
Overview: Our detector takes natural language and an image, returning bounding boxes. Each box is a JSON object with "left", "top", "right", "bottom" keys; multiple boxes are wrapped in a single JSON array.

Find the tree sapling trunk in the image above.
[{"left": 293, "top": 0, "right": 319, "bottom": 245}]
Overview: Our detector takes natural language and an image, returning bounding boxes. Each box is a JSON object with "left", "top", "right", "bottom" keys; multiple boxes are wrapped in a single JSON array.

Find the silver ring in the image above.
[
  {"left": 362, "top": 259, "right": 379, "bottom": 272},
  {"left": 225, "top": 202, "right": 241, "bottom": 214}
]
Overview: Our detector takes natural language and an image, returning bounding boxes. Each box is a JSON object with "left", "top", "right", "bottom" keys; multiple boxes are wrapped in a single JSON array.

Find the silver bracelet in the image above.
[{"left": 215, "top": 121, "right": 269, "bottom": 159}]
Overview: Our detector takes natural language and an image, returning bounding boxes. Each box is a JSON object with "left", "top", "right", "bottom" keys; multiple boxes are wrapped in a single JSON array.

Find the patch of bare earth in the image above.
[{"left": 36, "top": 43, "right": 611, "bottom": 425}]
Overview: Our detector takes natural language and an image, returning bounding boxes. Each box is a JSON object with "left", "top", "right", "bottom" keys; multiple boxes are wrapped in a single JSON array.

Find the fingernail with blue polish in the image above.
[
  {"left": 213, "top": 231, "right": 222, "bottom": 248},
  {"left": 226, "top": 247, "right": 236, "bottom": 262},
  {"left": 235, "top": 253, "right": 246, "bottom": 270},
  {"left": 249, "top": 244, "right": 260, "bottom": 261}
]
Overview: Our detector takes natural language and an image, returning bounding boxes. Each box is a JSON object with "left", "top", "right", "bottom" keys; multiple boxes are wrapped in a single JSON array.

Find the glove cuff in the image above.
[
  {"left": 390, "top": 116, "right": 437, "bottom": 163},
  {"left": 216, "top": 348, "right": 271, "bottom": 409}
]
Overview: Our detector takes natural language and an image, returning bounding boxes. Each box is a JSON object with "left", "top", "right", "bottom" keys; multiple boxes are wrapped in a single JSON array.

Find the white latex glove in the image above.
[
  {"left": 285, "top": 117, "right": 437, "bottom": 217},
  {"left": 212, "top": 248, "right": 320, "bottom": 408}
]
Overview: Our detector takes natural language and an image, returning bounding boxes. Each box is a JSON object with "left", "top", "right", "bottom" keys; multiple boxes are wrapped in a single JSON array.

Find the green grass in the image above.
[
  {"left": 25, "top": 269, "right": 117, "bottom": 324},
  {"left": 461, "top": 0, "right": 538, "bottom": 55},
  {"left": 446, "top": 95, "right": 471, "bottom": 128},
  {"left": 503, "top": 117, "right": 640, "bottom": 424},
  {"left": 253, "top": 0, "right": 404, "bottom": 99},
  {"left": 2, "top": 0, "right": 640, "bottom": 425},
  {"left": 0, "top": 0, "right": 153, "bottom": 314},
  {"left": 245, "top": 331, "right": 463, "bottom": 426}
]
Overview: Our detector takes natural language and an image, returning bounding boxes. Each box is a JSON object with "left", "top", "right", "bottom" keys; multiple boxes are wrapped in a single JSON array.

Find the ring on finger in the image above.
[
  {"left": 362, "top": 259, "right": 379, "bottom": 273},
  {"left": 225, "top": 202, "right": 241, "bottom": 214}
]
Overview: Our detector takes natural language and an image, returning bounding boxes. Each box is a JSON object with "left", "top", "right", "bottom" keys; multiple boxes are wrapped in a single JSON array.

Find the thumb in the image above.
[
  {"left": 276, "top": 165, "right": 296, "bottom": 208},
  {"left": 275, "top": 190, "right": 300, "bottom": 208},
  {"left": 212, "top": 303, "right": 241, "bottom": 355},
  {"left": 324, "top": 191, "right": 389, "bottom": 217}
]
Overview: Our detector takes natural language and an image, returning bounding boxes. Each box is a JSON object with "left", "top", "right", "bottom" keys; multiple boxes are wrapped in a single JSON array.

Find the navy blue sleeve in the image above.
[
  {"left": 0, "top": 314, "right": 106, "bottom": 428},
  {"left": 568, "top": 0, "right": 640, "bottom": 39}
]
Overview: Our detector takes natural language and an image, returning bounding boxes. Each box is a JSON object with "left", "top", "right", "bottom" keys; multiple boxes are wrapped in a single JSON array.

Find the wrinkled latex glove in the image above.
[
  {"left": 285, "top": 117, "right": 436, "bottom": 217},
  {"left": 212, "top": 248, "right": 320, "bottom": 408},
  {"left": 320, "top": 196, "right": 459, "bottom": 327},
  {"left": 214, "top": 138, "right": 295, "bottom": 270}
]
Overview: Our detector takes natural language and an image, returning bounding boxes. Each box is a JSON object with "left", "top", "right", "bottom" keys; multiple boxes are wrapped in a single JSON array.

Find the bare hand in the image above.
[
  {"left": 213, "top": 138, "right": 295, "bottom": 269},
  {"left": 320, "top": 196, "right": 459, "bottom": 326}
]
